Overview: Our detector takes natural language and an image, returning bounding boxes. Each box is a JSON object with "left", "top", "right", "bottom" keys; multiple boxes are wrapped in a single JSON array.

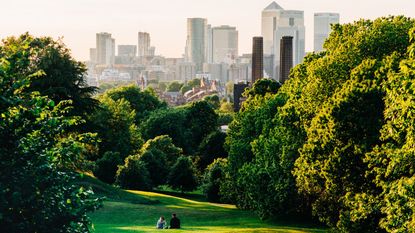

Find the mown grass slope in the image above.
[{"left": 86, "top": 179, "right": 327, "bottom": 233}]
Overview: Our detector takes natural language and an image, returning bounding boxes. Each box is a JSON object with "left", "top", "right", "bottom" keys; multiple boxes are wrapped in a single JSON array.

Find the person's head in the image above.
[
  {"left": 160, "top": 216, "right": 165, "bottom": 221},
  {"left": 172, "top": 213, "right": 176, "bottom": 218}
]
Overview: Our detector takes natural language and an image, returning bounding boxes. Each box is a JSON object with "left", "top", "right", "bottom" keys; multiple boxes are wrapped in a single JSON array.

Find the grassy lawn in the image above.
[{"left": 89, "top": 187, "right": 327, "bottom": 233}]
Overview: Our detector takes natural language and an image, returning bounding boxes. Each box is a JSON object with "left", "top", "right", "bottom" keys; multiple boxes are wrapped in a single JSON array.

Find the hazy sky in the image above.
[{"left": 1, "top": 0, "right": 414, "bottom": 61}]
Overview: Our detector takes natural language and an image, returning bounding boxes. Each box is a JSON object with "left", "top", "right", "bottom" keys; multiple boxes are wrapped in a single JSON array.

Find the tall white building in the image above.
[
  {"left": 261, "top": 2, "right": 305, "bottom": 81},
  {"left": 186, "top": 18, "right": 208, "bottom": 72},
  {"left": 314, "top": 13, "right": 340, "bottom": 52},
  {"left": 138, "top": 32, "right": 151, "bottom": 57},
  {"left": 261, "top": 1, "right": 284, "bottom": 55},
  {"left": 96, "top": 32, "right": 115, "bottom": 65},
  {"left": 210, "top": 25, "right": 238, "bottom": 64}
]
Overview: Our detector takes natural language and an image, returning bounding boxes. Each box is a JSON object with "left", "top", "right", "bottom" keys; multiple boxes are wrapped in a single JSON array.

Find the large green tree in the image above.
[
  {"left": 0, "top": 35, "right": 100, "bottom": 232},
  {"left": 0, "top": 33, "right": 97, "bottom": 116}
]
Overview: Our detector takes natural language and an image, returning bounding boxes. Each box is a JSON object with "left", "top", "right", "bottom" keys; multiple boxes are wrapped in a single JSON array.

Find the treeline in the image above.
[
  {"left": 88, "top": 85, "right": 230, "bottom": 193},
  {"left": 219, "top": 16, "right": 415, "bottom": 232}
]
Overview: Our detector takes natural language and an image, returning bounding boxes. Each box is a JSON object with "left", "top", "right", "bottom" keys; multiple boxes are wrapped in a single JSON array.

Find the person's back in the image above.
[{"left": 170, "top": 213, "right": 180, "bottom": 229}]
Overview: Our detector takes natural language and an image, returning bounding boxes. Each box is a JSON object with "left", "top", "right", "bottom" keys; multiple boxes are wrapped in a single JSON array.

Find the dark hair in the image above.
[{"left": 172, "top": 213, "right": 176, "bottom": 217}]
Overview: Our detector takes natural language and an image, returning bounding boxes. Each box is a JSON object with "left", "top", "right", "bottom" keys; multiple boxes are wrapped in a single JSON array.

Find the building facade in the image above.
[
  {"left": 314, "top": 13, "right": 340, "bottom": 52},
  {"left": 138, "top": 32, "right": 151, "bottom": 57},
  {"left": 261, "top": 2, "right": 305, "bottom": 82},
  {"left": 211, "top": 25, "right": 238, "bottom": 64},
  {"left": 96, "top": 32, "right": 115, "bottom": 65},
  {"left": 279, "top": 36, "right": 293, "bottom": 83},
  {"left": 186, "top": 18, "right": 208, "bottom": 72},
  {"left": 251, "top": 37, "right": 264, "bottom": 84}
]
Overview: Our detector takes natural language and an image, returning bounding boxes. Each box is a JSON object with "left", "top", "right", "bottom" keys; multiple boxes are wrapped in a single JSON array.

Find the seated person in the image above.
[
  {"left": 156, "top": 216, "right": 166, "bottom": 229},
  {"left": 170, "top": 213, "right": 181, "bottom": 229}
]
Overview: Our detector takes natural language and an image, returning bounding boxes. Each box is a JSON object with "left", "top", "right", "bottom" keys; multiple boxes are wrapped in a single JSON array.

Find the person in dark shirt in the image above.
[{"left": 169, "top": 213, "right": 181, "bottom": 229}]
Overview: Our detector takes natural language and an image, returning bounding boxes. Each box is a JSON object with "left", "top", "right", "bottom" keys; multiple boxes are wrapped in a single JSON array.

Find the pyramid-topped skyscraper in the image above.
[
  {"left": 263, "top": 1, "right": 284, "bottom": 11},
  {"left": 261, "top": 1, "right": 305, "bottom": 82}
]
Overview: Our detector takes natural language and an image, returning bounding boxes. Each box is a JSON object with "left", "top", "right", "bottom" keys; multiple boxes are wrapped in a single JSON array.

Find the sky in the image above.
[{"left": 1, "top": 0, "right": 414, "bottom": 61}]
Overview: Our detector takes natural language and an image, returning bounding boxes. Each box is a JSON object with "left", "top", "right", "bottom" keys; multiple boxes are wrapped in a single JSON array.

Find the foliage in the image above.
[
  {"left": 187, "top": 78, "right": 201, "bottom": 88},
  {"left": 115, "top": 156, "right": 152, "bottom": 191},
  {"left": 138, "top": 135, "right": 183, "bottom": 187},
  {"left": 0, "top": 34, "right": 101, "bottom": 232},
  {"left": 166, "top": 81, "right": 183, "bottom": 92},
  {"left": 94, "top": 151, "right": 122, "bottom": 184},
  {"left": 89, "top": 96, "right": 143, "bottom": 161},
  {"left": 141, "top": 100, "right": 218, "bottom": 155},
  {"left": 180, "top": 84, "right": 192, "bottom": 94},
  {"left": 219, "top": 100, "right": 234, "bottom": 113},
  {"left": 217, "top": 112, "right": 234, "bottom": 126},
  {"left": 197, "top": 131, "right": 228, "bottom": 171},
  {"left": 0, "top": 33, "right": 97, "bottom": 116},
  {"left": 185, "top": 101, "right": 218, "bottom": 154},
  {"left": 202, "top": 158, "right": 228, "bottom": 203},
  {"left": 203, "top": 94, "right": 220, "bottom": 109},
  {"left": 102, "top": 85, "right": 166, "bottom": 124},
  {"left": 167, "top": 156, "right": 198, "bottom": 192}
]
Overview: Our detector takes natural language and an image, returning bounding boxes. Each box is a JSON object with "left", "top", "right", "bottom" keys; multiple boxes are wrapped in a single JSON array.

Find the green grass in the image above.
[{"left": 87, "top": 179, "right": 327, "bottom": 233}]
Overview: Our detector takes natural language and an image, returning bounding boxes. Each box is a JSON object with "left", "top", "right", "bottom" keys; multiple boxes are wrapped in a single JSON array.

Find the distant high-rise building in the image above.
[
  {"left": 251, "top": 37, "right": 263, "bottom": 84},
  {"left": 118, "top": 45, "right": 137, "bottom": 57},
  {"left": 207, "top": 24, "right": 213, "bottom": 63},
  {"left": 261, "top": 2, "right": 305, "bottom": 81},
  {"left": 261, "top": 1, "right": 284, "bottom": 55},
  {"left": 314, "top": 13, "right": 339, "bottom": 52},
  {"left": 138, "top": 32, "right": 151, "bottom": 57},
  {"left": 186, "top": 18, "right": 207, "bottom": 72},
  {"left": 280, "top": 36, "right": 293, "bottom": 83},
  {"left": 210, "top": 25, "right": 238, "bottom": 64},
  {"left": 89, "top": 48, "right": 97, "bottom": 63},
  {"left": 96, "top": 32, "right": 115, "bottom": 65}
]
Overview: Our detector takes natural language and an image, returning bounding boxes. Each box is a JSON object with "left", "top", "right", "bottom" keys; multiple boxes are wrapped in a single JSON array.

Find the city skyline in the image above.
[{"left": 1, "top": 0, "right": 414, "bottom": 61}]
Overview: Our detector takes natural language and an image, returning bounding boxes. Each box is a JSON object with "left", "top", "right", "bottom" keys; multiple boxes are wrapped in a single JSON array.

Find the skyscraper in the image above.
[
  {"left": 280, "top": 36, "right": 293, "bottom": 84},
  {"left": 186, "top": 18, "right": 207, "bottom": 72},
  {"left": 252, "top": 37, "right": 264, "bottom": 84},
  {"left": 314, "top": 13, "right": 340, "bottom": 52},
  {"left": 261, "top": 1, "right": 284, "bottom": 55},
  {"left": 261, "top": 2, "right": 305, "bottom": 81},
  {"left": 96, "top": 32, "right": 115, "bottom": 65},
  {"left": 138, "top": 32, "right": 151, "bottom": 57},
  {"left": 211, "top": 25, "right": 238, "bottom": 64}
]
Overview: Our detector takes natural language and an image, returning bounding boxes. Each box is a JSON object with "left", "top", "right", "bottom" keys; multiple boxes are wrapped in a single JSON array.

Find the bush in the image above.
[{"left": 116, "top": 156, "right": 152, "bottom": 191}]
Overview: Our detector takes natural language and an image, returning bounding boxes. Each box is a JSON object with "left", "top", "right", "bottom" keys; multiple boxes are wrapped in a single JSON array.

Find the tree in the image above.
[
  {"left": 203, "top": 94, "right": 220, "bottom": 109},
  {"left": 167, "top": 156, "right": 198, "bottom": 192},
  {"left": 185, "top": 101, "right": 218, "bottom": 154},
  {"left": 102, "top": 85, "right": 166, "bottom": 124},
  {"left": 138, "top": 135, "right": 183, "bottom": 187},
  {"left": 89, "top": 96, "right": 142, "bottom": 161},
  {"left": 0, "top": 33, "right": 97, "bottom": 116},
  {"left": 0, "top": 34, "right": 101, "bottom": 231},
  {"left": 166, "top": 81, "right": 183, "bottom": 92},
  {"left": 202, "top": 158, "right": 227, "bottom": 203},
  {"left": 94, "top": 151, "right": 122, "bottom": 184},
  {"left": 140, "top": 108, "right": 189, "bottom": 153},
  {"left": 115, "top": 156, "right": 152, "bottom": 191},
  {"left": 197, "top": 131, "right": 228, "bottom": 171}
]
